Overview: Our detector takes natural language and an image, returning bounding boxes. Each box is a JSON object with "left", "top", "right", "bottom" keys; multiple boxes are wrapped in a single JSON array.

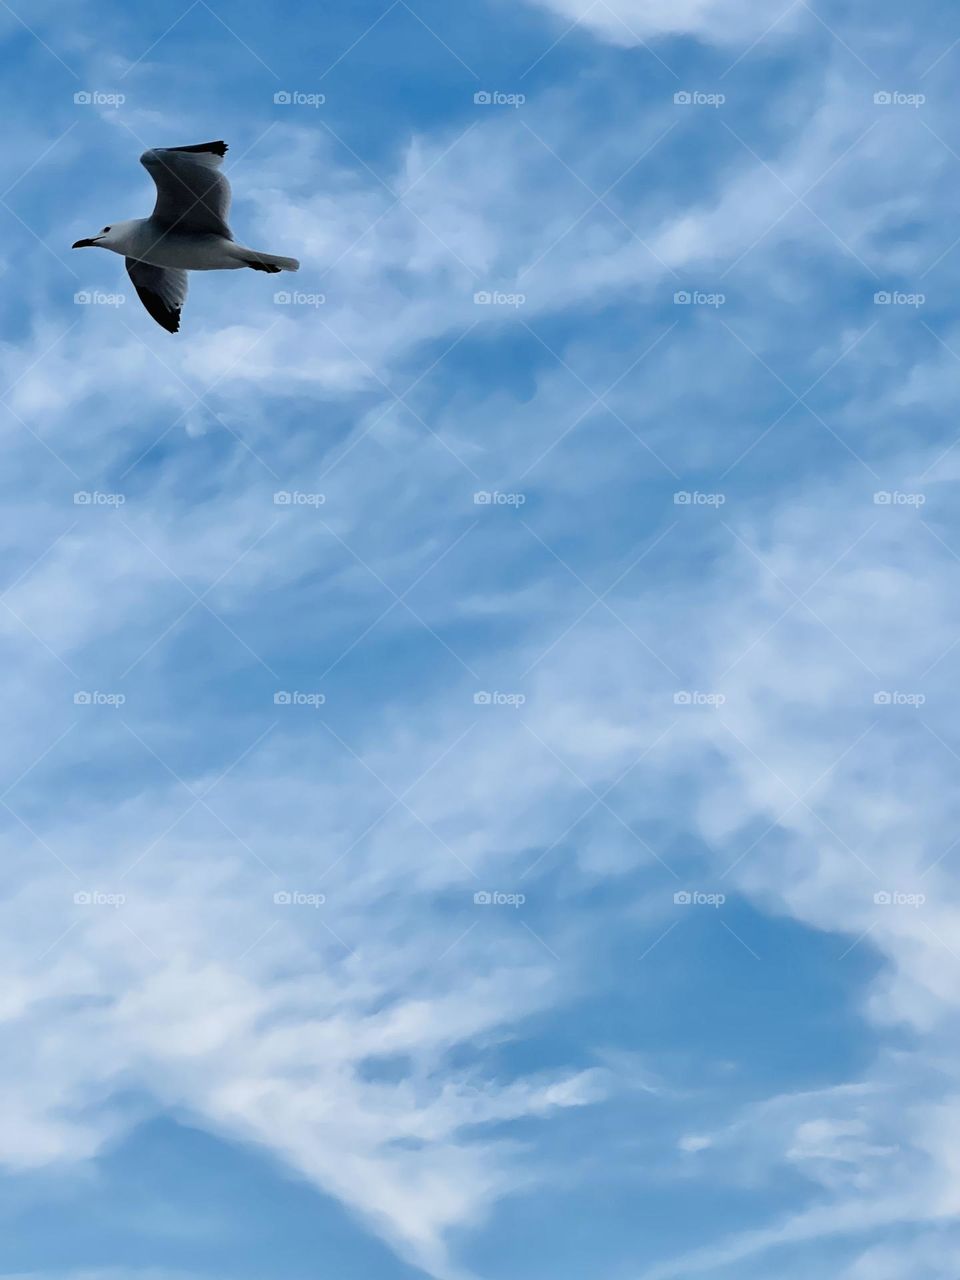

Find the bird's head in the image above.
[{"left": 72, "top": 220, "right": 135, "bottom": 251}]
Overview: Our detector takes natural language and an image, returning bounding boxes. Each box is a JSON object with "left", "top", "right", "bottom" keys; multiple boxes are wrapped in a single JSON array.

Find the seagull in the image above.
[{"left": 72, "top": 141, "right": 299, "bottom": 333}]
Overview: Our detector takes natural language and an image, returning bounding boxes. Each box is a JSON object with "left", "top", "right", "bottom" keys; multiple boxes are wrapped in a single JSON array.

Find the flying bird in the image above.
[{"left": 72, "top": 141, "right": 299, "bottom": 333}]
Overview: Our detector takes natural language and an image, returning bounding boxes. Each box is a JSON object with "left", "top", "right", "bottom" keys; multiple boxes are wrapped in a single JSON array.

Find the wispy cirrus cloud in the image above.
[{"left": 521, "top": 0, "right": 801, "bottom": 47}]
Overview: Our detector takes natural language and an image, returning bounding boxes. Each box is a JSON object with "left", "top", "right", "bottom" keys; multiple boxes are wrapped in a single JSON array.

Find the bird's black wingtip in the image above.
[
  {"left": 140, "top": 295, "right": 181, "bottom": 333},
  {"left": 168, "top": 140, "right": 228, "bottom": 157}
]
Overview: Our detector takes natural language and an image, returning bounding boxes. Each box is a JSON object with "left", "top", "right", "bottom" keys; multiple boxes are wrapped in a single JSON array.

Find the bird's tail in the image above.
[{"left": 237, "top": 247, "right": 300, "bottom": 273}]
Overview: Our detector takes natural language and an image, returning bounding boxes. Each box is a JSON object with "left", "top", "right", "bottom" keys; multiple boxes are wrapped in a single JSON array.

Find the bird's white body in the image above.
[
  {"left": 72, "top": 141, "right": 299, "bottom": 331},
  {"left": 98, "top": 219, "right": 250, "bottom": 270}
]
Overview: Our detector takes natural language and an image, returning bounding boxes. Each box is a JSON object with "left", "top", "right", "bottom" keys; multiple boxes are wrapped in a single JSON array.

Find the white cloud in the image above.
[{"left": 522, "top": 0, "right": 800, "bottom": 46}]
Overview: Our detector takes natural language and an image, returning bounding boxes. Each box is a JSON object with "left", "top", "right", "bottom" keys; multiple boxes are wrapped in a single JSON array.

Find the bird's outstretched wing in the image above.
[
  {"left": 139, "top": 141, "right": 232, "bottom": 238},
  {"left": 126, "top": 259, "right": 188, "bottom": 333}
]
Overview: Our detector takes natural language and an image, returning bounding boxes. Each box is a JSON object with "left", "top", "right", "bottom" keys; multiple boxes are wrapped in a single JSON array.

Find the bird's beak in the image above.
[{"left": 72, "top": 237, "right": 98, "bottom": 248}]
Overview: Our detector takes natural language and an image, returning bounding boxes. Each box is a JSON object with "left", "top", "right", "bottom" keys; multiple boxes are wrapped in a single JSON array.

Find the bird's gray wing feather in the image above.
[
  {"left": 126, "top": 259, "right": 188, "bottom": 333},
  {"left": 139, "top": 141, "right": 232, "bottom": 238}
]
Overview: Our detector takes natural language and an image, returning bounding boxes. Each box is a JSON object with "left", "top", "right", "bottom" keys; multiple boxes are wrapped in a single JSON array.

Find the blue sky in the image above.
[{"left": 0, "top": 0, "right": 959, "bottom": 1277}]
